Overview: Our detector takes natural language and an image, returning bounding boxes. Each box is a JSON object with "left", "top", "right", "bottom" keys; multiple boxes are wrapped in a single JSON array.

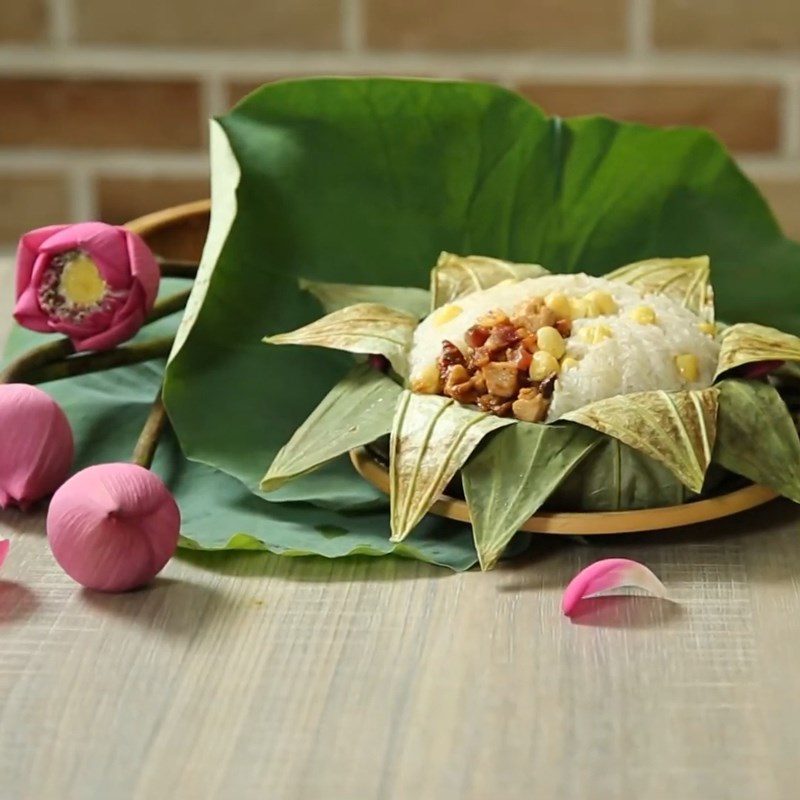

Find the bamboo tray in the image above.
[{"left": 349, "top": 447, "right": 778, "bottom": 535}]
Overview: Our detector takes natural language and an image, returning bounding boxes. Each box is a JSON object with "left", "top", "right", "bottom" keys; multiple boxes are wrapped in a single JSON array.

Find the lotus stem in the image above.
[
  {"left": 21, "top": 336, "right": 174, "bottom": 384},
  {"left": 0, "top": 289, "right": 190, "bottom": 384},
  {"left": 0, "top": 338, "right": 75, "bottom": 384},
  {"left": 132, "top": 389, "right": 168, "bottom": 469},
  {"left": 156, "top": 258, "right": 199, "bottom": 279}
]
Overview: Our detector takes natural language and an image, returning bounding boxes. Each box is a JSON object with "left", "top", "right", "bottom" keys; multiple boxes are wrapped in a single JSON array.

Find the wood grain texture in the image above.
[{"left": 2, "top": 256, "right": 800, "bottom": 799}]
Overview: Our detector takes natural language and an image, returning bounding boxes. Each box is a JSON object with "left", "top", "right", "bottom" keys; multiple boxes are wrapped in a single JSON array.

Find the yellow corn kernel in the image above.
[
  {"left": 536, "top": 326, "right": 566, "bottom": 358},
  {"left": 432, "top": 304, "right": 463, "bottom": 327},
  {"left": 697, "top": 322, "right": 716, "bottom": 336},
  {"left": 629, "top": 305, "right": 657, "bottom": 325},
  {"left": 569, "top": 297, "right": 589, "bottom": 319},
  {"left": 584, "top": 290, "right": 617, "bottom": 316},
  {"left": 529, "top": 350, "right": 561, "bottom": 381},
  {"left": 410, "top": 363, "right": 442, "bottom": 394},
  {"left": 675, "top": 353, "right": 699, "bottom": 382},
  {"left": 578, "top": 324, "right": 613, "bottom": 345},
  {"left": 560, "top": 356, "right": 580, "bottom": 372},
  {"left": 545, "top": 291, "right": 572, "bottom": 320}
]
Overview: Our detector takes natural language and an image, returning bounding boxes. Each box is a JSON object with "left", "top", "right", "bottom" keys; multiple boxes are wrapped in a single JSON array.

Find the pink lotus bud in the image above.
[
  {"left": 0, "top": 384, "right": 74, "bottom": 510},
  {"left": 13, "top": 222, "right": 160, "bottom": 352},
  {"left": 47, "top": 463, "right": 181, "bottom": 592}
]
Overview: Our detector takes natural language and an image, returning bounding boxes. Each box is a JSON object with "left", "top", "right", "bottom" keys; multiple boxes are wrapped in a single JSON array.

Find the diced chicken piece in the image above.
[
  {"left": 512, "top": 389, "right": 549, "bottom": 422},
  {"left": 512, "top": 297, "right": 557, "bottom": 333},
  {"left": 482, "top": 323, "right": 520, "bottom": 354},
  {"left": 476, "top": 309, "right": 510, "bottom": 328},
  {"left": 482, "top": 361, "right": 519, "bottom": 398},
  {"left": 477, "top": 394, "right": 514, "bottom": 416}
]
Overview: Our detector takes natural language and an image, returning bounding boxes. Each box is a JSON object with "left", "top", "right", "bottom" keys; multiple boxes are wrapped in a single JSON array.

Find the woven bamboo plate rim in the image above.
[{"left": 349, "top": 447, "right": 778, "bottom": 535}]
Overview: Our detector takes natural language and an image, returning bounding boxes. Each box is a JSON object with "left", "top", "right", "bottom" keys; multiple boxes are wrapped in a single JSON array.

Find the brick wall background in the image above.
[{"left": 2, "top": 0, "right": 800, "bottom": 248}]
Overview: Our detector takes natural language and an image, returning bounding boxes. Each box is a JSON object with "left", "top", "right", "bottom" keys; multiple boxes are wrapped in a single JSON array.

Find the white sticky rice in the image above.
[{"left": 409, "top": 273, "right": 720, "bottom": 421}]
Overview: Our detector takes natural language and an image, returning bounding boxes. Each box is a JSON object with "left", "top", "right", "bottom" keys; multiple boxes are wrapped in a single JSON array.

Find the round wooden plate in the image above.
[{"left": 349, "top": 447, "right": 778, "bottom": 535}]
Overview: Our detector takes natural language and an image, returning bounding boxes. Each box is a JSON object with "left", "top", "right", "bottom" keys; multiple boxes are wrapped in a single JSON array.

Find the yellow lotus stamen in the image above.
[
  {"left": 675, "top": 353, "right": 699, "bottom": 382},
  {"left": 59, "top": 254, "right": 106, "bottom": 307}
]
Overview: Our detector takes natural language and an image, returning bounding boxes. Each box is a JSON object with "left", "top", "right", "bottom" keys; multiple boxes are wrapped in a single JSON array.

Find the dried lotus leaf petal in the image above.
[
  {"left": 430, "top": 251, "right": 550, "bottom": 309},
  {"left": 606, "top": 255, "right": 714, "bottom": 322},
  {"left": 462, "top": 422, "right": 599, "bottom": 570},
  {"left": 389, "top": 391, "right": 513, "bottom": 541},
  {"left": 563, "top": 388, "right": 719, "bottom": 493},
  {"left": 264, "top": 302, "right": 417, "bottom": 377},
  {"left": 261, "top": 363, "right": 401, "bottom": 492},
  {"left": 715, "top": 322, "right": 800, "bottom": 380},
  {"left": 299, "top": 277, "right": 430, "bottom": 319}
]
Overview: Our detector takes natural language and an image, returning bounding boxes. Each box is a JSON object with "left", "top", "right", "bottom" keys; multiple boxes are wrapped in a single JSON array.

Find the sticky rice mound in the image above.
[{"left": 409, "top": 273, "right": 720, "bottom": 421}]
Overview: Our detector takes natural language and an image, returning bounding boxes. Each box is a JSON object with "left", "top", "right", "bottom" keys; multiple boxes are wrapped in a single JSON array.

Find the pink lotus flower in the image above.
[
  {"left": 0, "top": 539, "right": 9, "bottom": 568},
  {"left": 14, "top": 222, "right": 160, "bottom": 351},
  {"left": 47, "top": 463, "right": 181, "bottom": 592},
  {"left": 0, "top": 384, "right": 74, "bottom": 510}
]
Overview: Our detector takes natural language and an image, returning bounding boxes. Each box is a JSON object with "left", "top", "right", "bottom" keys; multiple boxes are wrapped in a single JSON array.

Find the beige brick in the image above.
[
  {"left": 0, "top": 78, "right": 203, "bottom": 150},
  {"left": 74, "top": 0, "right": 341, "bottom": 49},
  {"left": 365, "top": 0, "right": 627, "bottom": 51},
  {"left": 518, "top": 81, "right": 781, "bottom": 154},
  {"left": 756, "top": 179, "right": 800, "bottom": 241},
  {"left": 0, "top": 0, "right": 46, "bottom": 42},
  {"left": 97, "top": 176, "right": 210, "bottom": 225},
  {"left": 655, "top": 0, "right": 800, "bottom": 52},
  {"left": 0, "top": 174, "right": 70, "bottom": 245}
]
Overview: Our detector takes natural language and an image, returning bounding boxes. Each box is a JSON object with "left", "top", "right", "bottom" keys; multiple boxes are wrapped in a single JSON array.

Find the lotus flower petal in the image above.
[
  {"left": 562, "top": 558, "right": 668, "bottom": 616},
  {"left": 0, "top": 540, "right": 9, "bottom": 568}
]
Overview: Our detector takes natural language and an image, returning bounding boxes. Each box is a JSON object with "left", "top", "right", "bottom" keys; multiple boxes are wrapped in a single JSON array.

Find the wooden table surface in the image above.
[{"left": 2, "top": 258, "right": 800, "bottom": 800}]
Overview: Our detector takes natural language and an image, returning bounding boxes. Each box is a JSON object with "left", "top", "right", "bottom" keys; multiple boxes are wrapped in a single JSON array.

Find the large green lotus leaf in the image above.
[
  {"left": 163, "top": 78, "right": 800, "bottom": 514},
  {"left": 1, "top": 291, "right": 479, "bottom": 571}
]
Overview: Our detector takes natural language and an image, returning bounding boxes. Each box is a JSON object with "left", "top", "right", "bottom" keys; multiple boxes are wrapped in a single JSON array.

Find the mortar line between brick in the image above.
[
  {"left": 781, "top": 79, "right": 800, "bottom": 159},
  {"left": 628, "top": 0, "right": 652, "bottom": 58},
  {"left": 0, "top": 150, "right": 209, "bottom": 175},
  {"left": 342, "top": 0, "right": 364, "bottom": 53},
  {"left": 46, "top": 0, "right": 73, "bottom": 45},
  {"left": 68, "top": 167, "right": 97, "bottom": 221},
  {"left": 2, "top": 47, "right": 800, "bottom": 81},
  {"left": 201, "top": 76, "right": 227, "bottom": 123}
]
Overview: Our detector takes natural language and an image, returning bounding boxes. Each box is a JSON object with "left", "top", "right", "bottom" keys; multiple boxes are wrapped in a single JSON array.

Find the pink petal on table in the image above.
[
  {"left": 0, "top": 540, "right": 9, "bottom": 568},
  {"left": 562, "top": 558, "right": 667, "bottom": 617}
]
